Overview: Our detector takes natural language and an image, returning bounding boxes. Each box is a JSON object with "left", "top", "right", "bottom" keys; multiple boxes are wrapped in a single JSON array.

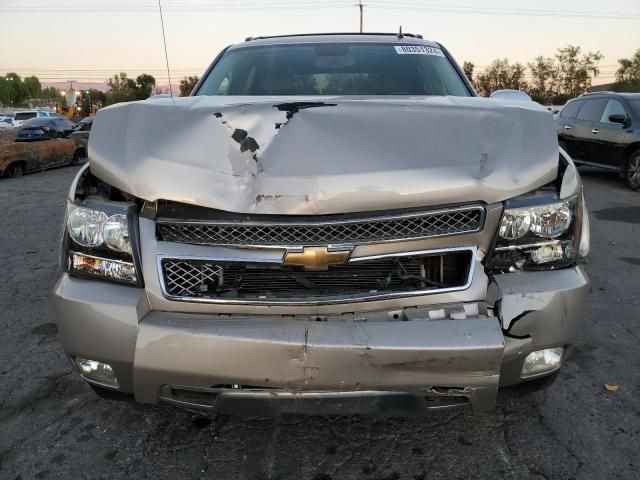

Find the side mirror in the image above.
[{"left": 608, "top": 114, "right": 628, "bottom": 126}]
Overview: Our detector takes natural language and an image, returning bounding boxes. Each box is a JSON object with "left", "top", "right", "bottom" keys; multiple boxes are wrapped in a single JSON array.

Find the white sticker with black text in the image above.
[{"left": 394, "top": 45, "right": 445, "bottom": 56}]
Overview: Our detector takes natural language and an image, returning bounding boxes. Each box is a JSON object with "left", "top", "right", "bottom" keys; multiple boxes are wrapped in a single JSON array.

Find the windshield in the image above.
[
  {"left": 196, "top": 43, "right": 471, "bottom": 97},
  {"left": 14, "top": 112, "right": 37, "bottom": 121}
]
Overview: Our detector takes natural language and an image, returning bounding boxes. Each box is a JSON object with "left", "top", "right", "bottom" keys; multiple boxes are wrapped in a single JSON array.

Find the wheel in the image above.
[
  {"left": 5, "top": 162, "right": 24, "bottom": 178},
  {"left": 626, "top": 150, "right": 640, "bottom": 190},
  {"left": 72, "top": 149, "right": 87, "bottom": 165}
]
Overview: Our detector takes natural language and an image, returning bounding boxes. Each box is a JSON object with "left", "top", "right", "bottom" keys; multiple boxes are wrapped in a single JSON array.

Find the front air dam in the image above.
[{"left": 132, "top": 314, "right": 505, "bottom": 413}]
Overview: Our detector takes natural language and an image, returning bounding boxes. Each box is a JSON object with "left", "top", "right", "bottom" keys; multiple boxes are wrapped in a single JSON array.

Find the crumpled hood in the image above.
[{"left": 89, "top": 95, "right": 558, "bottom": 215}]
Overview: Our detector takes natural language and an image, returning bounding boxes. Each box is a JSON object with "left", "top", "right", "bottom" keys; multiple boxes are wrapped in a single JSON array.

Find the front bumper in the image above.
[{"left": 53, "top": 266, "right": 588, "bottom": 415}]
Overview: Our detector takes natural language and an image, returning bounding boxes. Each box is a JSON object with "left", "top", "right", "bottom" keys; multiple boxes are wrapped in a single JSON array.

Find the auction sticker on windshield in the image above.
[{"left": 394, "top": 45, "right": 445, "bottom": 56}]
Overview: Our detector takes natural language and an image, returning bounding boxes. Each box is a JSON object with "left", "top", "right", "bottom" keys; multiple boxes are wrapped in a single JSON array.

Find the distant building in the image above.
[{"left": 587, "top": 83, "right": 616, "bottom": 93}]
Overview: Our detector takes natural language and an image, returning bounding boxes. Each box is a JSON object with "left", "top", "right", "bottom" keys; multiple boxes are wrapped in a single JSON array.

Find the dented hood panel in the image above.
[{"left": 89, "top": 95, "right": 558, "bottom": 215}]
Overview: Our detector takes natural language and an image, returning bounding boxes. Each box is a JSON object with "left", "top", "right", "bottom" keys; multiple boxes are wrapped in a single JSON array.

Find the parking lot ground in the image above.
[{"left": 0, "top": 166, "right": 639, "bottom": 480}]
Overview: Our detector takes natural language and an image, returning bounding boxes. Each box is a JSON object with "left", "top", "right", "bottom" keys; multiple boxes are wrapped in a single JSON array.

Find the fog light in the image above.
[
  {"left": 76, "top": 357, "right": 119, "bottom": 387},
  {"left": 521, "top": 347, "right": 563, "bottom": 378}
]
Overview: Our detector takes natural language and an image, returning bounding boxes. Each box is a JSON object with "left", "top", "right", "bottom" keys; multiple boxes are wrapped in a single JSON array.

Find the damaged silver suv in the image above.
[{"left": 54, "top": 33, "right": 589, "bottom": 415}]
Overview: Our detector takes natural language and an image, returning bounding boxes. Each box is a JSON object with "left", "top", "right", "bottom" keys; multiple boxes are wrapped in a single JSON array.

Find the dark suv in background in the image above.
[{"left": 557, "top": 92, "right": 640, "bottom": 190}]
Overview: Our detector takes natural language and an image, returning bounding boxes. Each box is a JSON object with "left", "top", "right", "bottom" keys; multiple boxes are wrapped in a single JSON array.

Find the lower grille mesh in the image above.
[{"left": 161, "top": 251, "right": 472, "bottom": 302}]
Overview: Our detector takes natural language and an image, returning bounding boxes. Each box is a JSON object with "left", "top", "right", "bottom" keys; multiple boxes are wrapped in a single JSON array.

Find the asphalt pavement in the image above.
[{"left": 0, "top": 165, "right": 638, "bottom": 480}]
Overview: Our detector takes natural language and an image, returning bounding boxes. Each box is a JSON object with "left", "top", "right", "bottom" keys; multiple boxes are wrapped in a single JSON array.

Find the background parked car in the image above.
[
  {"left": 1, "top": 119, "right": 83, "bottom": 178},
  {"left": 0, "top": 115, "right": 14, "bottom": 129},
  {"left": 17, "top": 117, "right": 76, "bottom": 140},
  {"left": 12, "top": 110, "right": 55, "bottom": 127},
  {"left": 69, "top": 117, "right": 93, "bottom": 162},
  {"left": 556, "top": 92, "right": 640, "bottom": 190}
]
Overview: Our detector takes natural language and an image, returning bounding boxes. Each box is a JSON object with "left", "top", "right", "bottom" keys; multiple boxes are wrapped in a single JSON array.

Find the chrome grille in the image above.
[
  {"left": 156, "top": 207, "right": 484, "bottom": 247},
  {"left": 160, "top": 250, "right": 473, "bottom": 304}
]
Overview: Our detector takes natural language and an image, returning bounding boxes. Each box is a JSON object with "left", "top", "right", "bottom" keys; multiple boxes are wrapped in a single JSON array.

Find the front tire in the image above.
[
  {"left": 72, "top": 149, "right": 87, "bottom": 165},
  {"left": 5, "top": 162, "right": 24, "bottom": 178},
  {"left": 626, "top": 149, "right": 640, "bottom": 190}
]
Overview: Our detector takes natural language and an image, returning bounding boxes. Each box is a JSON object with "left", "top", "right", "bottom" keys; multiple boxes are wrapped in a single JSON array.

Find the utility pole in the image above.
[{"left": 355, "top": 1, "right": 365, "bottom": 33}]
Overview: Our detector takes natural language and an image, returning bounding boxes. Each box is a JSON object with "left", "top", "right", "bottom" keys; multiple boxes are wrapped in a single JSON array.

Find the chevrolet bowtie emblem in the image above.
[{"left": 283, "top": 247, "right": 351, "bottom": 271}]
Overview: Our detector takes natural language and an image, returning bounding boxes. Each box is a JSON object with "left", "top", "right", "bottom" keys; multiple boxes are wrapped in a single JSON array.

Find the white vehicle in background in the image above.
[
  {"left": 12, "top": 110, "right": 54, "bottom": 127},
  {"left": 0, "top": 115, "right": 14, "bottom": 128}
]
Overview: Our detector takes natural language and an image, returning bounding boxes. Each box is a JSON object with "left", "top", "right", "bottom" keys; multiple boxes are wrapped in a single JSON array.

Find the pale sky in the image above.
[{"left": 1, "top": 0, "right": 639, "bottom": 87}]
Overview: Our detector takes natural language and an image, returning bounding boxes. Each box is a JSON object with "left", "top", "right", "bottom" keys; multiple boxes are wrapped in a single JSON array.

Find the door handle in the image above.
[
  {"left": 591, "top": 129, "right": 599, "bottom": 134},
  {"left": 564, "top": 125, "right": 572, "bottom": 130}
]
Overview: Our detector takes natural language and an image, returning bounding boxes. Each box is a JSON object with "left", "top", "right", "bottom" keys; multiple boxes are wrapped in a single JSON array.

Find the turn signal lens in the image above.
[{"left": 71, "top": 253, "right": 137, "bottom": 283}]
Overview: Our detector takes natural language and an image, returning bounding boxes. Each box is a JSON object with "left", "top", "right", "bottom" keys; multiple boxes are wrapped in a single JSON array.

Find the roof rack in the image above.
[
  {"left": 579, "top": 91, "right": 616, "bottom": 96},
  {"left": 245, "top": 32, "right": 424, "bottom": 42}
]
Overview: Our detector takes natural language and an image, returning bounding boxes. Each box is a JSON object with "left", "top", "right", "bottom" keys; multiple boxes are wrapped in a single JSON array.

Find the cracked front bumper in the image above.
[{"left": 53, "top": 266, "right": 588, "bottom": 415}]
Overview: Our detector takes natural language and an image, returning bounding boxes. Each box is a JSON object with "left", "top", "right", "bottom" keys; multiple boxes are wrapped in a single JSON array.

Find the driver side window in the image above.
[{"left": 599, "top": 99, "right": 627, "bottom": 124}]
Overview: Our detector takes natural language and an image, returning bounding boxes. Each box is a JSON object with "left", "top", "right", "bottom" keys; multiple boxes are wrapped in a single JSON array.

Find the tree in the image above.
[
  {"left": 179, "top": 76, "right": 199, "bottom": 96},
  {"left": 614, "top": 49, "right": 640, "bottom": 92},
  {"left": 106, "top": 72, "right": 137, "bottom": 104},
  {"left": 527, "top": 56, "right": 556, "bottom": 102},
  {"left": 0, "top": 73, "right": 29, "bottom": 106},
  {"left": 87, "top": 88, "right": 106, "bottom": 106},
  {"left": 0, "top": 78, "right": 12, "bottom": 106},
  {"left": 23, "top": 76, "right": 42, "bottom": 99},
  {"left": 134, "top": 74, "right": 156, "bottom": 100},
  {"left": 554, "top": 45, "right": 603, "bottom": 98},
  {"left": 474, "top": 59, "right": 528, "bottom": 97},
  {"left": 462, "top": 61, "right": 474, "bottom": 83},
  {"left": 41, "top": 86, "right": 61, "bottom": 101},
  {"left": 105, "top": 72, "right": 155, "bottom": 104}
]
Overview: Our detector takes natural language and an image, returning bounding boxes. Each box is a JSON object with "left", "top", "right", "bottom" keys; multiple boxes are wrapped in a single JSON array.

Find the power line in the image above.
[
  {"left": 367, "top": 1, "right": 640, "bottom": 20},
  {"left": 0, "top": 2, "right": 351, "bottom": 13},
  {"left": 1, "top": 1, "right": 638, "bottom": 19}
]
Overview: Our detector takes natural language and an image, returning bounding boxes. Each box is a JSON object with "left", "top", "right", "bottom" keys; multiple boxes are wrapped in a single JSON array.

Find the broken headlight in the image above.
[
  {"left": 486, "top": 190, "right": 588, "bottom": 273},
  {"left": 62, "top": 199, "right": 142, "bottom": 285}
]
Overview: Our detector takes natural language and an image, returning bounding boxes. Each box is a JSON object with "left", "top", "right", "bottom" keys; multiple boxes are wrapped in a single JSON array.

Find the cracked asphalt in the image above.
[{"left": 1, "top": 165, "right": 639, "bottom": 480}]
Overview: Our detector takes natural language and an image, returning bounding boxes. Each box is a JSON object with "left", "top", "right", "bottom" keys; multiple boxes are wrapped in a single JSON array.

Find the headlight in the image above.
[
  {"left": 67, "top": 207, "right": 107, "bottom": 247},
  {"left": 102, "top": 214, "right": 131, "bottom": 253},
  {"left": 486, "top": 191, "right": 587, "bottom": 273},
  {"left": 498, "top": 201, "right": 572, "bottom": 240},
  {"left": 62, "top": 198, "right": 141, "bottom": 285}
]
